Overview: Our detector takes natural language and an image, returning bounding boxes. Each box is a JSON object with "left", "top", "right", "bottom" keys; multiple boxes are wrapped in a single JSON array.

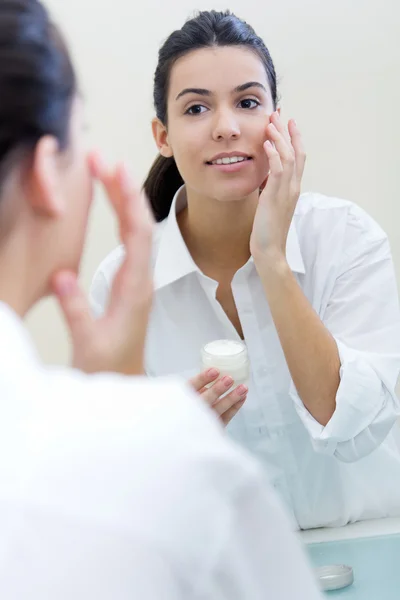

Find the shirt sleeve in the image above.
[{"left": 291, "top": 205, "right": 400, "bottom": 462}]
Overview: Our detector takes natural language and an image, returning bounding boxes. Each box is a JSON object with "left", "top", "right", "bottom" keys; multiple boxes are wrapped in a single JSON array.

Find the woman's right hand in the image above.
[
  {"left": 51, "top": 153, "right": 153, "bottom": 376},
  {"left": 189, "top": 369, "right": 248, "bottom": 426}
]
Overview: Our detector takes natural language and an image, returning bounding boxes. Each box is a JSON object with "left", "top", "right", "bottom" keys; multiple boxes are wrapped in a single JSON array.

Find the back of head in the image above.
[
  {"left": 0, "top": 0, "right": 76, "bottom": 205},
  {"left": 143, "top": 10, "right": 278, "bottom": 222}
]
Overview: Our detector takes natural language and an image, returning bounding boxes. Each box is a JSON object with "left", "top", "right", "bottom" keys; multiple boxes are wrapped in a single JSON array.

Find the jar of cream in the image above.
[{"left": 200, "top": 339, "right": 249, "bottom": 386}]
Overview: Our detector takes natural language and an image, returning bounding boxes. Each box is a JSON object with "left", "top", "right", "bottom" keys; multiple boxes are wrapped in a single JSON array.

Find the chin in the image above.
[{"left": 210, "top": 179, "right": 261, "bottom": 203}]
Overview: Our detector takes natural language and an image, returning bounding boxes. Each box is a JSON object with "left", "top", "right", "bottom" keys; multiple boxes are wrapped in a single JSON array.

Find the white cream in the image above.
[{"left": 200, "top": 339, "right": 249, "bottom": 385}]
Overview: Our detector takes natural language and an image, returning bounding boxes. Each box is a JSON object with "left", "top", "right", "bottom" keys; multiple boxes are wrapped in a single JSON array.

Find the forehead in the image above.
[{"left": 168, "top": 46, "right": 271, "bottom": 99}]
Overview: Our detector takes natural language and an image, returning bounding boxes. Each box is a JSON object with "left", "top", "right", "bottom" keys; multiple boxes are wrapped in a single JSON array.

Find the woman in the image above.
[
  {"left": 91, "top": 10, "right": 400, "bottom": 530},
  {"left": 0, "top": 2, "right": 324, "bottom": 598}
]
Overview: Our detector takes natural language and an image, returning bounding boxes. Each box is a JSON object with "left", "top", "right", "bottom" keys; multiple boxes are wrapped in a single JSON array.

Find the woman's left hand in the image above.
[{"left": 250, "top": 112, "right": 306, "bottom": 264}]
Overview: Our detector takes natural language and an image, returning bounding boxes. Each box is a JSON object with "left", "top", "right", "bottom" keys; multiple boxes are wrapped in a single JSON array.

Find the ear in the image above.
[
  {"left": 26, "top": 135, "right": 66, "bottom": 218},
  {"left": 151, "top": 118, "right": 173, "bottom": 158}
]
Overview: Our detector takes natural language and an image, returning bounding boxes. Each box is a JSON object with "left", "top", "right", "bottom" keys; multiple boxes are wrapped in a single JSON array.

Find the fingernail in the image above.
[
  {"left": 54, "top": 274, "right": 76, "bottom": 297},
  {"left": 236, "top": 385, "right": 248, "bottom": 396},
  {"left": 89, "top": 152, "right": 107, "bottom": 178},
  {"left": 292, "top": 118, "right": 297, "bottom": 127},
  {"left": 222, "top": 376, "right": 234, "bottom": 388},
  {"left": 93, "top": 153, "right": 107, "bottom": 171},
  {"left": 207, "top": 368, "right": 219, "bottom": 378},
  {"left": 265, "top": 140, "right": 273, "bottom": 148}
]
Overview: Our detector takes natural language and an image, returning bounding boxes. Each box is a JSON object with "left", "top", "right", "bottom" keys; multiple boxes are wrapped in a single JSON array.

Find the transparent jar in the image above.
[{"left": 200, "top": 339, "right": 249, "bottom": 386}]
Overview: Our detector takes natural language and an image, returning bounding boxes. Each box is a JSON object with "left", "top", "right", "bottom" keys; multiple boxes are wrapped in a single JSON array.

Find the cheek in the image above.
[
  {"left": 169, "top": 121, "right": 205, "bottom": 163},
  {"left": 251, "top": 118, "right": 268, "bottom": 146},
  {"left": 251, "top": 122, "right": 270, "bottom": 170},
  {"left": 173, "top": 137, "right": 203, "bottom": 179},
  {"left": 258, "top": 148, "right": 270, "bottom": 172},
  {"left": 81, "top": 164, "right": 94, "bottom": 213},
  {"left": 74, "top": 156, "right": 93, "bottom": 211}
]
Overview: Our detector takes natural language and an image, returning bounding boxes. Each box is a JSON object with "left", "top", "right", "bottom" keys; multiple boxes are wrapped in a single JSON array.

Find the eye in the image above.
[
  {"left": 238, "top": 98, "right": 260, "bottom": 110},
  {"left": 185, "top": 104, "right": 208, "bottom": 116}
]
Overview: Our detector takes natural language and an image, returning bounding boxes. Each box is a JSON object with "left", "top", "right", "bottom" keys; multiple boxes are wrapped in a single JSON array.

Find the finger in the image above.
[
  {"left": 270, "top": 111, "right": 292, "bottom": 146},
  {"left": 88, "top": 151, "right": 110, "bottom": 180},
  {"left": 266, "top": 122, "right": 295, "bottom": 171},
  {"left": 213, "top": 384, "right": 248, "bottom": 417},
  {"left": 106, "top": 166, "right": 154, "bottom": 318},
  {"left": 88, "top": 153, "right": 118, "bottom": 209},
  {"left": 118, "top": 164, "right": 154, "bottom": 236},
  {"left": 189, "top": 368, "right": 220, "bottom": 392},
  {"left": 288, "top": 119, "right": 306, "bottom": 180},
  {"left": 115, "top": 165, "right": 154, "bottom": 248},
  {"left": 201, "top": 375, "right": 234, "bottom": 407},
  {"left": 260, "top": 140, "right": 283, "bottom": 200},
  {"left": 107, "top": 233, "right": 153, "bottom": 319},
  {"left": 90, "top": 156, "right": 153, "bottom": 242},
  {"left": 220, "top": 396, "right": 247, "bottom": 426},
  {"left": 90, "top": 158, "right": 136, "bottom": 241},
  {"left": 51, "top": 270, "right": 94, "bottom": 345},
  {"left": 103, "top": 164, "right": 135, "bottom": 239}
]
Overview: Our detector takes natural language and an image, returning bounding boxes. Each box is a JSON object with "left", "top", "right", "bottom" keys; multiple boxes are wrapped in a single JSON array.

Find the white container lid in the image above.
[
  {"left": 201, "top": 340, "right": 248, "bottom": 367},
  {"left": 314, "top": 564, "right": 354, "bottom": 591}
]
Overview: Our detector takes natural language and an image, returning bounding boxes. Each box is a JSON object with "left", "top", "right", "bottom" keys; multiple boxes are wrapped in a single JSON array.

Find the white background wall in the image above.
[{"left": 30, "top": 0, "right": 399, "bottom": 365}]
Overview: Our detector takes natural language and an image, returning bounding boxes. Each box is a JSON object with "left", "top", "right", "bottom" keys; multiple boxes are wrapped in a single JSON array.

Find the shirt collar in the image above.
[
  {"left": 153, "top": 185, "right": 305, "bottom": 290},
  {"left": 153, "top": 186, "right": 199, "bottom": 290}
]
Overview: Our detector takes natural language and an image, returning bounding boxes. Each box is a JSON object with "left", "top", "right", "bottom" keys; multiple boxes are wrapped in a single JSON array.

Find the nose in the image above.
[{"left": 212, "top": 108, "right": 241, "bottom": 142}]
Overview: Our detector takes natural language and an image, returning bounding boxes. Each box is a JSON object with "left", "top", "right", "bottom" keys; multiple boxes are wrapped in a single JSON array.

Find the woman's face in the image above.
[
  {"left": 40, "top": 97, "right": 93, "bottom": 278},
  {"left": 160, "top": 46, "right": 274, "bottom": 202},
  {"left": 0, "top": 95, "right": 93, "bottom": 302}
]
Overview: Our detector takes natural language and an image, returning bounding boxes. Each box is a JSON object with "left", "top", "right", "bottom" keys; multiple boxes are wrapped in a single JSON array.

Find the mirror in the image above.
[{"left": 39, "top": 0, "right": 400, "bottom": 594}]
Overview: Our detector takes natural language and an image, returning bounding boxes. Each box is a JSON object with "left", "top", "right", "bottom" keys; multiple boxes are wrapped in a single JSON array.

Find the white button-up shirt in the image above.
[
  {"left": 91, "top": 186, "right": 400, "bottom": 530},
  {"left": 0, "top": 302, "right": 323, "bottom": 599}
]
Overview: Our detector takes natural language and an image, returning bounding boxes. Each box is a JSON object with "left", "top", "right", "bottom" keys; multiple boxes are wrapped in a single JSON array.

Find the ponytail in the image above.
[{"left": 143, "top": 155, "right": 183, "bottom": 223}]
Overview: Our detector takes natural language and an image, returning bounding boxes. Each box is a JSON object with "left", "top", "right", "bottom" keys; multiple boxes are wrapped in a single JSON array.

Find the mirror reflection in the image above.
[{"left": 91, "top": 9, "right": 400, "bottom": 532}]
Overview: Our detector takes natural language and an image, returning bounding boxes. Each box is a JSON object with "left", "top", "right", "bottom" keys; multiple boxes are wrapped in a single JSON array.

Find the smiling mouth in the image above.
[{"left": 206, "top": 156, "right": 253, "bottom": 166}]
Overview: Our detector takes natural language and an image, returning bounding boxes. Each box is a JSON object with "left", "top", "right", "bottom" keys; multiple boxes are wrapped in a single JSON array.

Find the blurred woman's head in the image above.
[
  {"left": 0, "top": 0, "right": 92, "bottom": 309},
  {"left": 144, "top": 10, "right": 279, "bottom": 221}
]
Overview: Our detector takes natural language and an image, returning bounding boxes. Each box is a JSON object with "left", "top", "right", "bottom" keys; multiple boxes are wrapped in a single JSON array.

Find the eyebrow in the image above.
[{"left": 175, "top": 81, "right": 267, "bottom": 101}]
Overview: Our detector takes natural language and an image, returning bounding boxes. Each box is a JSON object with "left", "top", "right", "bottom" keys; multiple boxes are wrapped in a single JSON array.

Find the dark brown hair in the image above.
[
  {"left": 0, "top": 0, "right": 76, "bottom": 187},
  {"left": 143, "top": 10, "right": 278, "bottom": 222}
]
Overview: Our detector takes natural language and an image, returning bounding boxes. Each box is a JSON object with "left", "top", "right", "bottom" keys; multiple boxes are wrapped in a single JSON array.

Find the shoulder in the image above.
[
  {"left": 295, "top": 191, "right": 388, "bottom": 247},
  {"left": 5, "top": 368, "right": 267, "bottom": 591},
  {"left": 25, "top": 368, "right": 262, "bottom": 525}
]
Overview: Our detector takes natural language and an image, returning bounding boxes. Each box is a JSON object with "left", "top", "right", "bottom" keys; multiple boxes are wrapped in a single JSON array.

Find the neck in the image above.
[
  {"left": 178, "top": 186, "right": 259, "bottom": 276},
  {"left": 0, "top": 229, "right": 45, "bottom": 317}
]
